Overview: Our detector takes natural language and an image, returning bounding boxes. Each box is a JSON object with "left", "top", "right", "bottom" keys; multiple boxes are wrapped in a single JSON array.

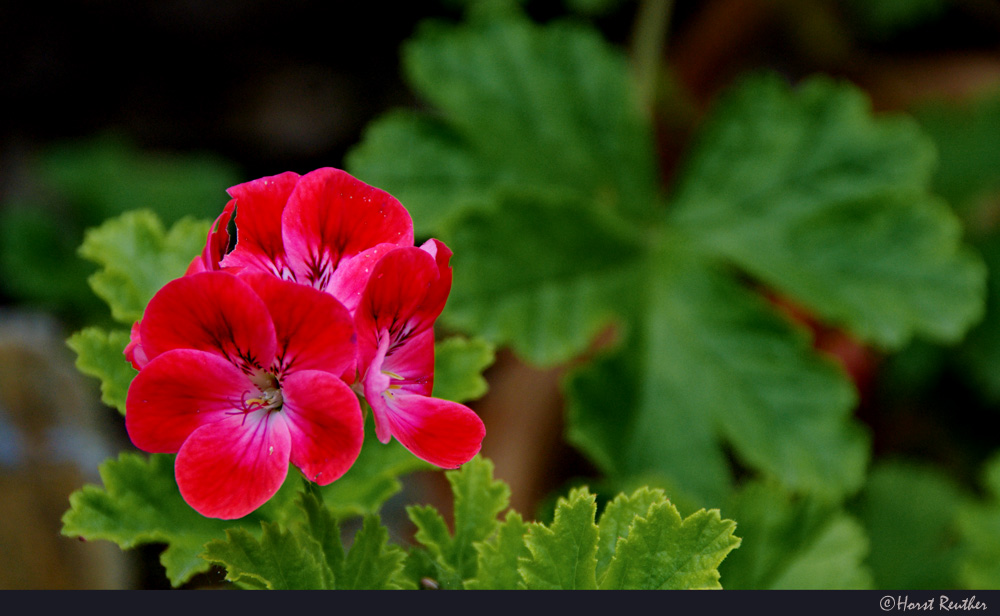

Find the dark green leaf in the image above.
[
  {"left": 669, "top": 74, "right": 985, "bottom": 349},
  {"left": 721, "top": 481, "right": 873, "bottom": 589}
]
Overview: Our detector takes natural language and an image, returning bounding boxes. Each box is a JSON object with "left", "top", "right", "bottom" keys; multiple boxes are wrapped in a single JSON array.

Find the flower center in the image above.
[{"left": 241, "top": 372, "right": 284, "bottom": 413}]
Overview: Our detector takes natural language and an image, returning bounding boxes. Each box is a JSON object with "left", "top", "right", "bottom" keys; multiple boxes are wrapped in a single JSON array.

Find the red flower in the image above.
[
  {"left": 219, "top": 168, "right": 414, "bottom": 314},
  {"left": 355, "top": 239, "right": 485, "bottom": 468},
  {"left": 125, "top": 271, "right": 364, "bottom": 519}
]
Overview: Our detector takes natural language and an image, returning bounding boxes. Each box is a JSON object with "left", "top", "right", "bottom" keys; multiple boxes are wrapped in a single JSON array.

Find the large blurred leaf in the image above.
[
  {"left": 443, "top": 190, "right": 646, "bottom": 365},
  {"left": 566, "top": 245, "right": 868, "bottom": 505},
  {"left": 720, "top": 481, "right": 872, "bottom": 589},
  {"left": 852, "top": 460, "right": 968, "bottom": 589},
  {"left": 668, "top": 74, "right": 985, "bottom": 349},
  {"left": 348, "top": 14, "right": 660, "bottom": 235}
]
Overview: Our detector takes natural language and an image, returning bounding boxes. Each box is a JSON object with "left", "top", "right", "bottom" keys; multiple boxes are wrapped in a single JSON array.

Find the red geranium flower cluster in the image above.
[{"left": 124, "top": 168, "right": 485, "bottom": 519}]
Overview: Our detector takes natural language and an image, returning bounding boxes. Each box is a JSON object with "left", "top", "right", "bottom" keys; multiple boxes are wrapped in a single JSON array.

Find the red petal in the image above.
[
  {"left": 281, "top": 370, "right": 364, "bottom": 485},
  {"left": 355, "top": 246, "right": 448, "bottom": 371},
  {"left": 124, "top": 320, "right": 149, "bottom": 371},
  {"left": 239, "top": 273, "right": 356, "bottom": 377},
  {"left": 125, "top": 349, "right": 250, "bottom": 453},
  {"left": 222, "top": 171, "right": 300, "bottom": 277},
  {"left": 175, "top": 409, "right": 291, "bottom": 519},
  {"left": 139, "top": 272, "right": 276, "bottom": 370},
  {"left": 370, "top": 392, "right": 484, "bottom": 468},
  {"left": 281, "top": 168, "right": 413, "bottom": 290}
]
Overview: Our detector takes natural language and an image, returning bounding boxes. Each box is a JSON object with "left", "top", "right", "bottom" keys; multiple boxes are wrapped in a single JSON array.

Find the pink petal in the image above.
[
  {"left": 240, "top": 273, "right": 356, "bottom": 377},
  {"left": 175, "top": 409, "right": 291, "bottom": 519},
  {"left": 281, "top": 370, "right": 364, "bottom": 485},
  {"left": 281, "top": 168, "right": 414, "bottom": 290},
  {"left": 221, "top": 171, "right": 300, "bottom": 277},
  {"left": 125, "top": 349, "right": 250, "bottom": 453},
  {"left": 139, "top": 272, "right": 277, "bottom": 370},
  {"left": 369, "top": 391, "right": 484, "bottom": 468}
]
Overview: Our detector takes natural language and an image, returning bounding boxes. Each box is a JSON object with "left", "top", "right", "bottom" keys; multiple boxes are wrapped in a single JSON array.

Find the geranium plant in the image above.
[
  {"left": 62, "top": 166, "right": 741, "bottom": 589},
  {"left": 58, "top": 0, "right": 1000, "bottom": 590}
]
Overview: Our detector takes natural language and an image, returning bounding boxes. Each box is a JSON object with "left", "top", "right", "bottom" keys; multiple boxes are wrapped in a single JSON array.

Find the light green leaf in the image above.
[
  {"left": 406, "top": 456, "right": 511, "bottom": 587},
  {"left": 432, "top": 336, "right": 496, "bottom": 403},
  {"left": 339, "top": 515, "right": 407, "bottom": 590},
  {"left": 202, "top": 522, "right": 329, "bottom": 590},
  {"left": 443, "top": 190, "right": 646, "bottom": 366},
  {"left": 66, "top": 327, "right": 136, "bottom": 415},
  {"left": 852, "top": 460, "right": 968, "bottom": 589},
  {"left": 466, "top": 511, "right": 531, "bottom": 590},
  {"left": 519, "top": 487, "right": 599, "bottom": 589},
  {"left": 669, "top": 73, "right": 985, "bottom": 349},
  {"left": 599, "top": 502, "right": 740, "bottom": 590},
  {"left": 957, "top": 452, "right": 1000, "bottom": 589},
  {"left": 721, "top": 481, "right": 873, "bottom": 589},
  {"left": 61, "top": 453, "right": 265, "bottom": 587},
  {"left": 566, "top": 246, "right": 869, "bottom": 505},
  {"left": 348, "top": 14, "right": 659, "bottom": 234},
  {"left": 78, "top": 210, "right": 210, "bottom": 324},
  {"left": 596, "top": 487, "right": 668, "bottom": 580}
]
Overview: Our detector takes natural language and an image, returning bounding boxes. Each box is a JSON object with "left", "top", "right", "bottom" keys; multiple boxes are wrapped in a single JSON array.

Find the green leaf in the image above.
[
  {"left": 721, "top": 481, "right": 873, "bottom": 589},
  {"left": 432, "top": 336, "right": 496, "bottom": 403},
  {"left": 295, "top": 490, "right": 345, "bottom": 589},
  {"left": 61, "top": 453, "right": 264, "bottom": 586},
  {"left": 78, "top": 210, "right": 210, "bottom": 324},
  {"left": 596, "top": 487, "right": 667, "bottom": 580},
  {"left": 519, "top": 487, "right": 600, "bottom": 589},
  {"left": 202, "top": 523, "right": 329, "bottom": 590},
  {"left": 347, "top": 14, "right": 659, "bottom": 235},
  {"left": 566, "top": 246, "right": 869, "bottom": 505},
  {"left": 339, "top": 515, "right": 407, "bottom": 590},
  {"left": 466, "top": 511, "right": 532, "bottom": 590},
  {"left": 66, "top": 327, "right": 136, "bottom": 415},
  {"left": 443, "top": 190, "right": 646, "bottom": 365},
  {"left": 957, "top": 452, "right": 1000, "bottom": 589},
  {"left": 407, "top": 456, "right": 511, "bottom": 587},
  {"left": 852, "top": 460, "right": 968, "bottom": 589},
  {"left": 669, "top": 73, "right": 985, "bottom": 349},
  {"left": 599, "top": 500, "right": 741, "bottom": 590}
]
